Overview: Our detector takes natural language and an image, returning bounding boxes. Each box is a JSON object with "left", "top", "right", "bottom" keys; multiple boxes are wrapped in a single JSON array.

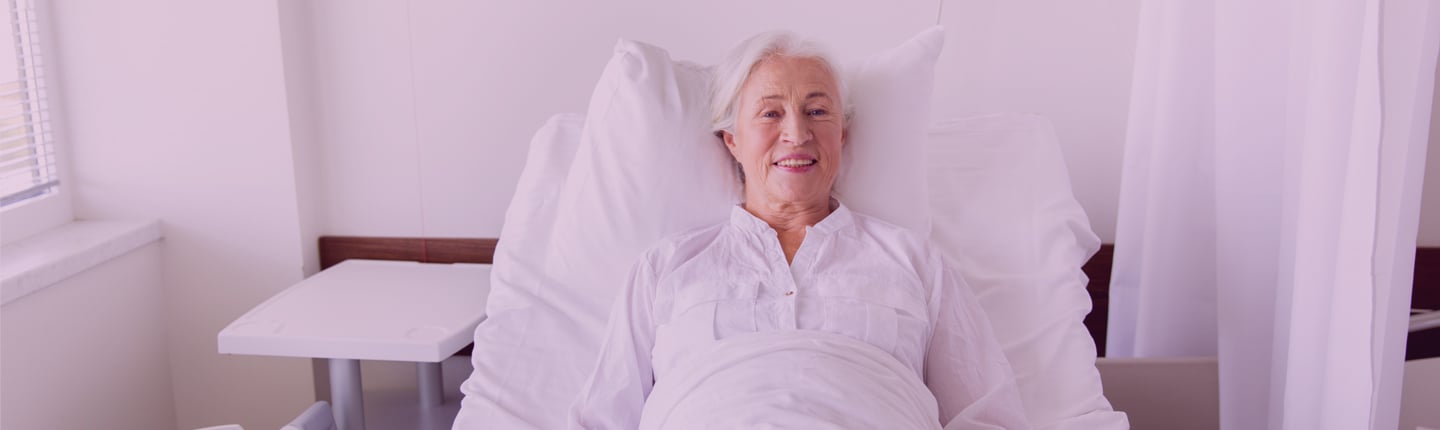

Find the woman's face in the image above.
[{"left": 723, "top": 56, "right": 846, "bottom": 209}]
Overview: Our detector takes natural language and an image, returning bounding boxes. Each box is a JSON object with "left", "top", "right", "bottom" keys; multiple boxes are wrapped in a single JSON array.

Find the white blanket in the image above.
[{"left": 638, "top": 330, "right": 942, "bottom": 430}]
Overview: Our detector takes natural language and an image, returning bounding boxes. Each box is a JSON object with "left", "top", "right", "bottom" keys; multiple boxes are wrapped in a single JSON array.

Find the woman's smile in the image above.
[{"left": 773, "top": 154, "right": 818, "bottom": 172}]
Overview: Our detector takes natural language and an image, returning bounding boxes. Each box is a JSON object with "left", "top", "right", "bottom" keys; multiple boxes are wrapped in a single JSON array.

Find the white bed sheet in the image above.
[{"left": 638, "top": 330, "right": 941, "bottom": 430}]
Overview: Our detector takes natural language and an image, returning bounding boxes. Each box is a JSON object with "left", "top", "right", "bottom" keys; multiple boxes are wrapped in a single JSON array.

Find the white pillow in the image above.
[
  {"left": 458, "top": 114, "right": 592, "bottom": 429},
  {"left": 461, "top": 40, "right": 743, "bottom": 430},
  {"left": 543, "top": 39, "right": 742, "bottom": 323},
  {"left": 927, "top": 113, "right": 1129, "bottom": 429},
  {"left": 835, "top": 26, "right": 943, "bottom": 236}
]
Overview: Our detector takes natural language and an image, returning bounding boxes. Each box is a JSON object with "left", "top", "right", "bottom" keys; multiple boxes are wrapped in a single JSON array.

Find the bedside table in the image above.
[{"left": 219, "top": 259, "right": 491, "bottom": 430}]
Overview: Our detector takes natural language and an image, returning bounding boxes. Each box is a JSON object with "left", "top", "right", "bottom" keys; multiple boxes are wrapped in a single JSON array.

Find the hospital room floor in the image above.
[{"left": 354, "top": 355, "right": 472, "bottom": 430}]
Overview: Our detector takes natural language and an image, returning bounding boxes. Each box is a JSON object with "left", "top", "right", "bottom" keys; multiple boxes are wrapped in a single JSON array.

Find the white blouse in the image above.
[{"left": 569, "top": 202, "right": 1030, "bottom": 429}]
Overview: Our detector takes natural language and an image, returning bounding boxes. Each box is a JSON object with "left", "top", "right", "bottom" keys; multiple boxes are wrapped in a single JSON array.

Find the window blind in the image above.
[{"left": 0, "top": 0, "right": 54, "bottom": 207}]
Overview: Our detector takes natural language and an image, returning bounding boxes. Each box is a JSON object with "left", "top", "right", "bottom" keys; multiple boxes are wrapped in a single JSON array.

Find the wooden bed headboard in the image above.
[
  {"left": 315, "top": 236, "right": 1439, "bottom": 360},
  {"left": 318, "top": 236, "right": 498, "bottom": 269}
]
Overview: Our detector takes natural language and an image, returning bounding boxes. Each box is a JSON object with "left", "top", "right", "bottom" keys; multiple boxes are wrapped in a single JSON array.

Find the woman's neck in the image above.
[{"left": 742, "top": 198, "right": 834, "bottom": 264}]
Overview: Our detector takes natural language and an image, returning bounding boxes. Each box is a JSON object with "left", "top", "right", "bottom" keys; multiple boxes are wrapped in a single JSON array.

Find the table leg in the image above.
[
  {"left": 418, "top": 362, "right": 443, "bottom": 407},
  {"left": 329, "top": 358, "right": 366, "bottom": 430}
]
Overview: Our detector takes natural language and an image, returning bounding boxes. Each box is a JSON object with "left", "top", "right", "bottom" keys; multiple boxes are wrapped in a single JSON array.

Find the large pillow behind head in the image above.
[
  {"left": 835, "top": 26, "right": 943, "bottom": 236},
  {"left": 927, "top": 113, "right": 1129, "bottom": 429},
  {"left": 545, "top": 39, "right": 742, "bottom": 324},
  {"left": 458, "top": 113, "right": 589, "bottom": 429}
]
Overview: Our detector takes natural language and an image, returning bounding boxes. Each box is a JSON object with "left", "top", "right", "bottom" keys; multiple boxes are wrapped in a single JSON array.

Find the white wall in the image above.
[
  {"left": 278, "top": 0, "right": 324, "bottom": 279},
  {"left": 1, "top": 244, "right": 175, "bottom": 430},
  {"left": 292, "top": 1, "right": 1440, "bottom": 247},
  {"left": 52, "top": 1, "right": 314, "bottom": 429},
  {"left": 292, "top": 0, "right": 1147, "bottom": 242},
  {"left": 933, "top": 1, "right": 1143, "bottom": 242},
  {"left": 293, "top": 0, "right": 1440, "bottom": 248}
]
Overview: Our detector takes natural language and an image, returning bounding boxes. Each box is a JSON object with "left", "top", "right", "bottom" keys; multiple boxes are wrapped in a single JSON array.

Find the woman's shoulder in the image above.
[
  {"left": 633, "top": 221, "right": 733, "bottom": 271},
  {"left": 847, "top": 210, "right": 934, "bottom": 251},
  {"left": 844, "top": 209, "right": 952, "bottom": 278}
]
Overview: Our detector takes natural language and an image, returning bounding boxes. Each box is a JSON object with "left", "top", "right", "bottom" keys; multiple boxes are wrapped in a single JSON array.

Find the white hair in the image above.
[{"left": 709, "top": 31, "right": 852, "bottom": 137}]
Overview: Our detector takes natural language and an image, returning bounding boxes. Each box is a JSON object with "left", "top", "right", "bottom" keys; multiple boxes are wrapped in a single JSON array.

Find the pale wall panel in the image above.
[
  {"left": 1, "top": 245, "right": 174, "bottom": 430},
  {"left": 311, "top": 0, "right": 941, "bottom": 238},
  {"left": 54, "top": 1, "right": 314, "bottom": 428},
  {"left": 935, "top": 0, "right": 1144, "bottom": 242}
]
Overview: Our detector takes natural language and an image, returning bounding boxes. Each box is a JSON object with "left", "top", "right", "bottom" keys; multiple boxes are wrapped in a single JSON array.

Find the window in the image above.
[{"left": 0, "top": 0, "right": 54, "bottom": 208}]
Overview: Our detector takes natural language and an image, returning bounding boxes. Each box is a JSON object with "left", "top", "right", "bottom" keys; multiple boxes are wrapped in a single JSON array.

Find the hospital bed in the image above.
[
  {"left": 431, "top": 120, "right": 1436, "bottom": 428},
  {"left": 441, "top": 26, "right": 1127, "bottom": 429},
  {"left": 438, "top": 27, "right": 1440, "bottom": 429},
  {"left": 231, "top": 26, "right": 1440, "bottom": 429},
  {"left": 272, "top": 134, "right": 1440, "bottom": 429}
]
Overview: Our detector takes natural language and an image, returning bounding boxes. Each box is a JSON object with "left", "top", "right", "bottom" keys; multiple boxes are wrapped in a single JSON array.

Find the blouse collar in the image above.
[{"left": 728, "top": 199, "right": 855, "bottom": 237}]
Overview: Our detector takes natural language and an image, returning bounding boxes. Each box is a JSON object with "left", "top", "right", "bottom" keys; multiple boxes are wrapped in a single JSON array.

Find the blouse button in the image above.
[{"left": 784, "top": 291, "right": 795, "bottom": 296}]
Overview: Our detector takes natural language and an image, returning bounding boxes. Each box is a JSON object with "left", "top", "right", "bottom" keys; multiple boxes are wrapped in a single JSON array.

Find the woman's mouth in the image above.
[{"left": 773, "top": 158, "right": 817, "bottom": 172}]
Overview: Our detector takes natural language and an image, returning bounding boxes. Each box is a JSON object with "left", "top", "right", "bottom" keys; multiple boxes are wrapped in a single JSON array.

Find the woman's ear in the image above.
[{"left": 721, "top": 130, "right": 738, "bottom": 153}]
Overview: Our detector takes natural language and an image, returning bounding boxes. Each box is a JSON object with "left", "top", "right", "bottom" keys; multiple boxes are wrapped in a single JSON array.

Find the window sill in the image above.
[{"left": 1, "top": 219, "right": 162, "bottom": 306}]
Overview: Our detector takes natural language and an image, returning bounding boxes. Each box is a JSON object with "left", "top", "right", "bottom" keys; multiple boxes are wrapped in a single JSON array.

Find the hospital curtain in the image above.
[{"left": 1107, "top": 0, "right": 1440, "bottom": 428}]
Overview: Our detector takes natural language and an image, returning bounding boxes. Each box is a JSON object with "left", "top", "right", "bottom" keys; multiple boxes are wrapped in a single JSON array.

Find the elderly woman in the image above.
[{"left": 570, "top": 32, "right": 1029, "bottom": 430}]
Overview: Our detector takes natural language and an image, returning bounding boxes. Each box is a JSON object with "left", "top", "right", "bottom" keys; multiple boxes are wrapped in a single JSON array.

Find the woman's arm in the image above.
[
  {"left": 568, "top": 257, "right": 661, "bottom": 430},
  {"left": 923, "top": 248, "right": 1032, "bottom": 430}
]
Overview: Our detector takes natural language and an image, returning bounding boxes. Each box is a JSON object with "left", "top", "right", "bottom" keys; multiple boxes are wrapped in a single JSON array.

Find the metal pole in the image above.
[
  {"left": 418, "top": 362, "right": 444, "bottom": 407},
  {"left": 329, "top": 358, "right": 366, "bottom": 430},
  {"left": 1412, "top": 310, "right": 1440, "bottom": 333}
]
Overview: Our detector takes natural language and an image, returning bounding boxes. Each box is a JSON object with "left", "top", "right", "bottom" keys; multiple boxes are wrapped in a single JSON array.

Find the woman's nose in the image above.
[{"left": 780, "top": 115, "right": 811, "bottom": 145}]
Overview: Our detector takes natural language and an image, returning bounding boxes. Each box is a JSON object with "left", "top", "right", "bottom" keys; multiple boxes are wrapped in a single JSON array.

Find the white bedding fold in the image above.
[{"left": 638, "top": 330, "right": 941, "bottom": 430}]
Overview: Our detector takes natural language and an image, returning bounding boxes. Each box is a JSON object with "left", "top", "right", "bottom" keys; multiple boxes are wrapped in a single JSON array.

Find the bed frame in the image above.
[{"left": 314, "top": 236, "right": 1439, "bottom": 360}]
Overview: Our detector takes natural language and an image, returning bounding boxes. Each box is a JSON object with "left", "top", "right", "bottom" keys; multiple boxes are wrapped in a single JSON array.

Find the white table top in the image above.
[{"left": 218, "top": 259, "right": 491, "bottom": 362}]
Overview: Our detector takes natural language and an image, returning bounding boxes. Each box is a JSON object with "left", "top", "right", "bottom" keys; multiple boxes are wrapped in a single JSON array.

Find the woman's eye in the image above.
[
  {"left": 808, "top": 109, "right": 829, "bottom": 117},
  {"left": 761, "top": 111, "right": 781, "bottom": 119}
]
